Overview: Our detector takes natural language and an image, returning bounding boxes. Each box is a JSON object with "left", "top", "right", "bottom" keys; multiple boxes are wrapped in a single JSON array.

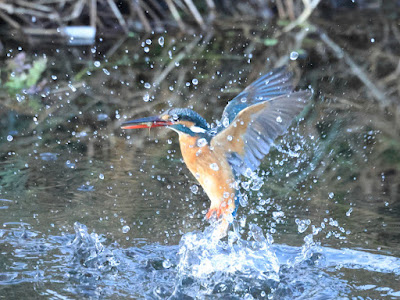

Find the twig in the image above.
[
  {"left": 106, "top": 36, "right": 127, "bottom": 58},
  {"left": 286, "top": 0, "right": 296, "bottom": 20},
  {"left": 165, "top": 0, "right": 185, "bottom": 31},
  {"left": 15, "top": 0, "right": 53, "bottom": 12},
  {"left": 89, "top": 0, "right": 96, "bottom": 29},
  {"left": 153, "top": 38, "right": 201, "bottom": 88},
  {"left": 0, "top": 10, "right": 20, "bottom": 29},
  {"left": 147, "top": 0, "right": 165, "bottom": 16},
  {"left": 153, "top": 32, "right": 214, "bottom": 88},
  {"left": 140, "top": 0, "right": 163, "bottom": 30},
  {"left": 275, "top": 0, "right": 286, "bottom": 19},
  {"left": 0, "top": 2, "right": 58, "bottom": 19},
  {"left": 62, "top": 0, "right": 84, "bottom": 21},
  {"left": 132, "top": 0, "right": 152, "bottom": 33},
  {"left": 380, "top": 60, "right": 400, "bottom": 85},
  {"left": 36, "top": 0, "right": 74, "bottom": 4},
  {"left": 205, "top": 0, "right": 216, "bottom": 10},
  {"left": 205, "top": 0, "right": 216, "bottom": 21},
  {"left": 319, "top": 29, "right": 391, "bottom": 107},
  {"left": 275, "top": 26, "right": 308, "bottom": 68},
  {"left": 183, "top": 0, "right": 205, "bottom": 29},
  {"left": 22, "top": 27, "right": 59, "bottom": 35},
  {"left": 283, "top": 0, "right": 321, "bottom": 32},
  {"left": 106, "top": 0, "right": 129, "bottom": 33}
]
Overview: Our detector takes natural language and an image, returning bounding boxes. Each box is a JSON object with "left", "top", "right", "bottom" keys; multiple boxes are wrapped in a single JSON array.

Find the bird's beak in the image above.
[{"left": 121, "top": 116, "right": 173, "bottom": 129}]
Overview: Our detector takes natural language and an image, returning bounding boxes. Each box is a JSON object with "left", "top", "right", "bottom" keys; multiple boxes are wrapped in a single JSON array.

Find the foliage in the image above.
[{"left": 4, "top": 55, "right": 47, "bottom": 95}]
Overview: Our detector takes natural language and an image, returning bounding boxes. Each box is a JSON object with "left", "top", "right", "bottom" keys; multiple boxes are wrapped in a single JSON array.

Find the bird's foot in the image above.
[{"left": 206, "top": 201, "right": 234, "bottom": 220}]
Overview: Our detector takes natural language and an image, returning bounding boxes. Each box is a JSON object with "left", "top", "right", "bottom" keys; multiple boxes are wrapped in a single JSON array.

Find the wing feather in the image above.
[
  {"left": 211, "top": 90, "right": 312, "bottom": 176},
  {"left": 221, "top": 67, "right": 294, "bottom": 124}
]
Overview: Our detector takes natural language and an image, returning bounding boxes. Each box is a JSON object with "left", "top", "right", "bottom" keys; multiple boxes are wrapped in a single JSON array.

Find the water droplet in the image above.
[
  {"left": 329, "top": 218, "right": 338, "bottom": 227},
  {"left": 272, "top": 211, "right": 284, "bottom": 219},
  {"left": 261, "top": 291, "right": 266, "bottom": 297},
  {"left": 99, "top": 173, "right": 104, "bottom": 180},
  {"left": 210, "top": 163, "right": 219, "bottom": 171},
  {"left": 174, "top": 61, "right": 180, "bottom": 67},
  {"left": 94, "top": 61, "right": 101, "bottom": 67},
  {"left": 240, "top": 97, "right": 247, "bottom": 103},
  {"left": 196, "top": 138, "right": 207, "bottom": 147},
  {"left": 68, "top": 84, "right": 77, "bottom": 92},
  {"left": 39, "top": 152, "right": 58, "bottom": 161},
  {"left": 103, "top": 68, "right": 110, "bottom": 75},
  {"left": 346, "top": 207, "right": 353, "bottom": 217},
  {"left": 371, "top": 38, "right": 375, "bottom": 43},
  {"left": 6, "top": 135, "right": 13, "bottom": 142},
  {"left": 190, "top": 185, "right": 199, "bottom": 194},
  {"left": 97, "top": 113, "right": 108, "bottom": 121},
  {"left": 192, "top": 78, "right": 198, "bottom": 85},
  {"left": 77, "top": 184, "right": 94, "bottom": 192},
  {"left": 227, "top": 135, "right": 233, "bottom": 141},
  {"left": 143, "top": 94, "right": 150, "bottom": 102},
  {"left": 295, "top": 218, "right": 310, "bottom": 233},
  {"left": 16, "top": 94, "right": 24, "bottom": 103},
  {"left": 145, "top": 39, "right": 152, "bottom": 45},
  {"left": 276, "top": 116, "right": 282, "bottom": 123},
  {"left": 290, "top": 51, "right": 299, "bottom": 60},
  {"left": 162, "top": 260, "right": 171, "bottom": 268},
  {"left": 239, "top": 194, "right": 248, "bottom": 207},
  {"left": 241, "top": 181, "right": 250, "bottom": 191},
  {"left": 51, "top": 75, "right": 57, "bottom": 80},
  {"left": 144, "top": 82, "right": 151, "bottom": 89},
  {"left": 169, "top": 86, "right": 174, "bottom": 91},
  {"left": 122, "top": 225, "right": 130, "bottom": 233},
  {"left": 222, "top": 117, "right": 230, "bottom": 128},
  {"left": 158, "top": 36, "right": 164, "bottom": 47},
  {"left": 328, "top": 192, "right": 334, "bottom": 199}
]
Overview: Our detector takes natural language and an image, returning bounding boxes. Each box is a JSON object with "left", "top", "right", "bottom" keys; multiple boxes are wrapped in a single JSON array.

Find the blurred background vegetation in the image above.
[{"left": 0, "top": 0, "right": 399, "bottom": 246}]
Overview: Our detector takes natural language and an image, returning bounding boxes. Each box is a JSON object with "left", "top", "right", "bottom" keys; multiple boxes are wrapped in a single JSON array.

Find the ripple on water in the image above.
[{"left": 0, "top": 222, "right": 400, "bottom": 299}]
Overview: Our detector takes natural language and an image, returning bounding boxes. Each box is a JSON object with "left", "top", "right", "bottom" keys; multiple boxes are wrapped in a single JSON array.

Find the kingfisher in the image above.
[{"left": 122, "top": 67, "right": 311, "bottom": 225}]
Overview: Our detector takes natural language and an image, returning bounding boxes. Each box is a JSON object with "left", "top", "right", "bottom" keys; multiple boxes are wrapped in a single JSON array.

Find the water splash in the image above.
[
  {"left": 67, "top": 222, "right": 119, "bottom": 271},
  {"left": 173, "top": 222, "right": 279, "bottom": 298},
  {"left": 1, "top": 222, "right": 400, "bottom": 298}
]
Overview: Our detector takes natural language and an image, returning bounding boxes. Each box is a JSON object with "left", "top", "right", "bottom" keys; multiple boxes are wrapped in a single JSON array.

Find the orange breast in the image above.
[{"left": 178, "top": 134, "right": 236, "bottom": 218}]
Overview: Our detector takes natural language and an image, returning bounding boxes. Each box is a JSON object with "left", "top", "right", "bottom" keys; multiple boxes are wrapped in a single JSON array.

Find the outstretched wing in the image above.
[
  {"left": 211, "top": 91, "right": 311, "bottom": 176},
  {"left": 221, "top": 67, "right": 294, "bottom": 125}
]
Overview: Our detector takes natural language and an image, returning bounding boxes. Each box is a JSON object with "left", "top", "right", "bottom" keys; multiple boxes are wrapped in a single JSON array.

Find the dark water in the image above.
[
  {"left": 1, "top": 132, "right": 400, "bottom": 299},
  {"left": 1, "top": 34, "right": 400, "bottom": 299}
]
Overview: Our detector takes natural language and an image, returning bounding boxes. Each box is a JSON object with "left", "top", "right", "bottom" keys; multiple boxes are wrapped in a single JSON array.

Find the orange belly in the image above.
[{"left": 178, "top": 135, "right": 236, "bottom": 218}]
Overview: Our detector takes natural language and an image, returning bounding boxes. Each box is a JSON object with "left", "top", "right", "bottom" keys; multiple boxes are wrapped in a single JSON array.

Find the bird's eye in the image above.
[{"left": 171, "top": 114, "right": 179, "bottom": 121}]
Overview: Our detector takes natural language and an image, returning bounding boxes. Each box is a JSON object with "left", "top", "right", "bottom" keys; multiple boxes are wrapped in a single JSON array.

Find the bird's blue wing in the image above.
[
  {"left": 220, "top": 67, "right": 294, "bottom": 126},
  {"left": 211, "top": 91, "right": 311, "bottom": 177}
]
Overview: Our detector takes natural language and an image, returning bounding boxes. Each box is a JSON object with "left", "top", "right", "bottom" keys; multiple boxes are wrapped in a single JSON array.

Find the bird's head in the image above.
[{"left": 122, "top": 108, "right": 209, "bottom": 137}]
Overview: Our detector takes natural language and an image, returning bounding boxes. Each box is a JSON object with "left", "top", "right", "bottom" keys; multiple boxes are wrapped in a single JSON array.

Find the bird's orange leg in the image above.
[{"left": 206, "top": 199, "right": 235, "bottom": 219}]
